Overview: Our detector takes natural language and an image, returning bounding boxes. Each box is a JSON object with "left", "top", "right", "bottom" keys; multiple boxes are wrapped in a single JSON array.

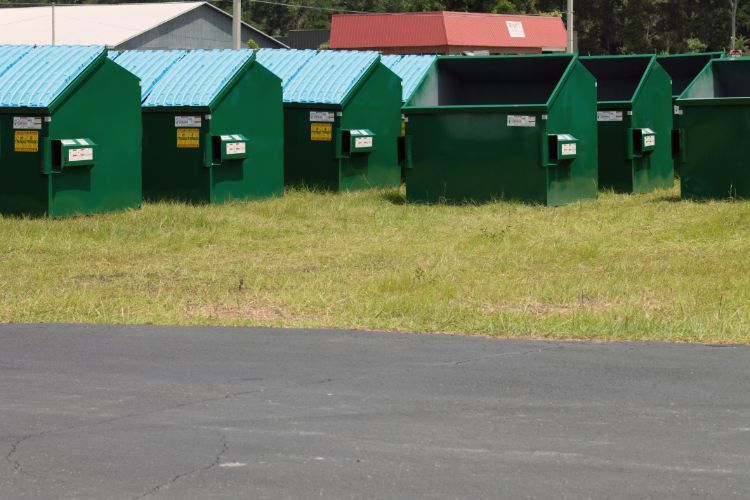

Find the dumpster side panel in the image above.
[
  {"left": 142, "top": 111, "right": 210, "bottom": 203},
  {"left": 47, "top": 59, "right": 142, "bottom": 217},
  {"left": 545, "top": 61, "right": 599, "bottom": 206},
  {"left": 405, "top": 111, "right": 547, "bottom": 204},
  {"left": 283, "top": 107, "right": 340, "bottom": 190},
  {"left": 681, "top": 105, "right": 750, "bottom": 199},
  {"left": 339, "top": 64, "right": 402, "bottom": 190},
  {"left": 0, "top": 112, "right": 49, "bottom": 216},
  {"left": 631, "top": 65, "right": 674, "bottom": 193},
  {"left": 210, "top": 63, "right": 284, "bottom": 202}
]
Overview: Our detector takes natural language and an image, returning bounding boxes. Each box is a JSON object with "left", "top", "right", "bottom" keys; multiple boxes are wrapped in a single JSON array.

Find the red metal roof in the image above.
[{"left": 330, "top": 11, "right": 567, "bottom": 52}]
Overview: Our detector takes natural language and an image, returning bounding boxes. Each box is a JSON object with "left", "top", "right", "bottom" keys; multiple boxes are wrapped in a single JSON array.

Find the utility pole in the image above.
[
  {"left": 730, "top": 0, "right": 739, "bottom": 50},
  {"left": 566, "top": 0, "right": 574, "bottom": 53},
  {"left": 51, "top": 2, "right": 55, "bottom": 45},
  {"left": 232, "top": 0, "right": 241, "bottom": 49}
]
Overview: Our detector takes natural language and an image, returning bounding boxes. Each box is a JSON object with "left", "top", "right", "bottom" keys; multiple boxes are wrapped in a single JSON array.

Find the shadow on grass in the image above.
[{"left": 381, "top": 189, "right": 406, "bottom": 205}]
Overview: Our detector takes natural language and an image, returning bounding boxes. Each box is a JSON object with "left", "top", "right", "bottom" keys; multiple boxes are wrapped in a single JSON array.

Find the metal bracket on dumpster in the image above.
[
  {"left": 628, "top": 128, "right": 656, "bottom": 159},
  {"left": 339, "top": 129, "right": 375, "bottom": 157},
  {"left": 47, "top": 138, "right": 96, "bottom": 174},
  {"left": 544, "top": 134, "right": 578, "bottom": 167},
  {"left": 211, "top": 134, "right": 248, "bottom": 165}
]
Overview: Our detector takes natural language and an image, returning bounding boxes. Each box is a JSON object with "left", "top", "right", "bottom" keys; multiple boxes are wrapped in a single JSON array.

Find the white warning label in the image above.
[
  {"left": 507, "top": 115, "right": 536, "bottom": 127},
  {"left": 68, "top": 147, "right": 94, "bottom": 162},
  {"left": 597, "top": 111, "right": 624, "bottom": 122},
  {"left": 354, "top": 136, "right": 373, "bottom": 149},
  {"left": 13, "top": 116, "right": 42, "bottom": 130},
  {"left": 226, "top": 142, "right": 246, "bottom": 155},
  {"left": 644, "top": 135, "right": 656, "bottom": 147},
  {"left": 175, "top": 116, "right": 202, "bottom": 127},
  {"left": 561, "top": 143, "right": 577, "bottom": 156},
  {"left": 309, "top": 111, "right": 335, "bottom": 122}
]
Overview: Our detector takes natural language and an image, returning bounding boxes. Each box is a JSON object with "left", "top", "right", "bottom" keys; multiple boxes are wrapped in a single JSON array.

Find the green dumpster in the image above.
[
  {"left": 382, "top": 54, "right": 437, "bottom": 182},
  {"left": 677, "top": 58, "right": 750, "bottom": 199},
  {"left": 580, "top": 55, "right": 673, "bottom": 193},
  {"left": 657, "top": 52, "right": 723, "bottom": 174},
  {"left": 113, "top": 49, "right": 284, "bottom": 203},
  {"left": 257, "top": 49, "right": 402, "bottom": 191},
  {"left": 403, "top": 54, "right": 598, "bottom": 206},
  {"left": 0, "top": 45, "right": 142, "bottom": 217}
]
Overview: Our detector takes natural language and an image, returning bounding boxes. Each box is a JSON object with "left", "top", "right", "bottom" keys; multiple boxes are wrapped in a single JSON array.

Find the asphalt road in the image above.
[{"left": 0, "top": 324, "right": 749, "bottom": 499}]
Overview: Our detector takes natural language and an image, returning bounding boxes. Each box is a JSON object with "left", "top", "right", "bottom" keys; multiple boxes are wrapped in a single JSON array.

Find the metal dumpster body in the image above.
[
  {"left": 0, "top": 45, "right": 142, "bottom": 217},
  {"left": 677, "top": 58, "right": 750, "bottom": 199},
  {"left": 113, "top": 49, "right": 284, "bottom": 204},
  {"left": 581, "top": 55, "right": 673, "bottom": 193},
  {"left": 403, "top": 54, "right": 598, "bottom": 206}
]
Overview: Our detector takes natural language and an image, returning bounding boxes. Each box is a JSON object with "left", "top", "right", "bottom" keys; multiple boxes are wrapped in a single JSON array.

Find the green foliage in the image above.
[{"left": 246, "top": 38, "right": 260, "bottom": 50}]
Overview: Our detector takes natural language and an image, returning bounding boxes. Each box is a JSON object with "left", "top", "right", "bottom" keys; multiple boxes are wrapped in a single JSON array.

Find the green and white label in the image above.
[
  {"left": 175, "top": 116, "right": 201, "bottom": 127},
  {"left": 13, "top": 116, "right": 42, "bottom": 130},
  {"left": 310, "top": 111, "right": 335, "bottom": 123},
  {"left": 561, "top": 143, "right": 577, "bottom": 156}
]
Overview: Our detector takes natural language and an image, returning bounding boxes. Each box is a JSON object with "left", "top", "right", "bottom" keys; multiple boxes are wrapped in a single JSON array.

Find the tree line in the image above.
[{"left": 245, "top": 0, "right": 746, "bottom": 54}]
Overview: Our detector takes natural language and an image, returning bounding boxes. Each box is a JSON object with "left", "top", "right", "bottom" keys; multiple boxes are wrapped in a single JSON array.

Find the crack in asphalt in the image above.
[
  {"left": 5, "top": 436, "right": 38, "bottom": 479},
  {"left": 448, "top": 344, "right": 565, "bottom": 366},
  {"left": 131, "top": 431, "right": 228, "bottom": 500}
]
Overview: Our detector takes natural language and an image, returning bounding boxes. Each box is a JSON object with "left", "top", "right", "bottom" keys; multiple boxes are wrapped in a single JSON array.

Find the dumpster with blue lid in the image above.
[
  {"left": 113, "top": 49, "right": 283, "bottom": 203},
  {"left": 0, "top": 45, "right": 141, "bottom": 217},
  {"left": 257, "top": 49, "right": 402, "bottom": 191}
]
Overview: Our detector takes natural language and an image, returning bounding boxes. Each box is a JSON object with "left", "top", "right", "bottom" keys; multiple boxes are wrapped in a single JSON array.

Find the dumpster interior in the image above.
[
  {"left": 682, "top": 61, "right": 750, "bottom": 99},
  {"left": 581, "top": 57, "right": 651, "bottom": 102},
  {"left": 657, "top": 55, "right": 714, "bottom": 97},
  {"left": 408, "top": 56, "right": 572, "bottom": 107}
]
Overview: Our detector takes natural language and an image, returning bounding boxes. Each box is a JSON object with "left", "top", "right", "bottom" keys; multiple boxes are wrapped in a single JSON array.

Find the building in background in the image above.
[
  {"left": 277, "top": 30, "right": 330, "bottom": 49},
  {"left": 330, "top": 11, "right": 566, "bottom": 55},
  {"left": 0, "top": 2, "right": 285, "bottom": 50}
]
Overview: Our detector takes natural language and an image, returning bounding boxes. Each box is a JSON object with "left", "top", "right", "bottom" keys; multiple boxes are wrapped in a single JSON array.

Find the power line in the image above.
[{"left": 214, "top": 0, "right": 369, "bottom": 14}]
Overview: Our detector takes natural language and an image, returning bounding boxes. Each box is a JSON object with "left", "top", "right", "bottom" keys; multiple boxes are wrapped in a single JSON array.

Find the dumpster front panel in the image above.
[
  {"left": 339, "top": 63, "right": 401, "bottom": 190},
  {"left": 680, "top": 105, "right": 750, "bottom": 199},
  {"left": 630, "top": 64, "right": 674, "bottom": 193},
  {"left": 0, "top": 112, "right": 50, "bottom": 216},
  {"left": 284, "top": 107, "right": 340, "bottom": 190},
  {"left": 544, "top": 60, "right": 599, "bottom": 206},
  {"left": 209, "top": 62, "right": 284, "bottom": 202},
  {"left": 142, "top": 112, "right": 210, "bottom": 203},
  {"left": 595, "top": 111, "right": 634, "bottom": 192},
  {"left": 44, "top": 58, "right": 142, "bottom": 217},
  {"left": 405, "top": 110, "right": 548, "bottom": 204}
]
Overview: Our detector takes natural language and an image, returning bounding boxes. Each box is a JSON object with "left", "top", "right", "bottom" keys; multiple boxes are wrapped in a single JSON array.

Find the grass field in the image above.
[{"left": 1, "top": 186, "right": 749, "bottom": 343}]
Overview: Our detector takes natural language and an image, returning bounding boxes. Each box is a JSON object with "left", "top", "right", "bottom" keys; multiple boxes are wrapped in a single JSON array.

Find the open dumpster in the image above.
[
  {"left": 580, "top": 55, "right": 673, "bottom": 193},
  {"left": 257, "top": 49, "right": 402, "bottom": 191},
  {"left": 114, "top": 49, "right": 284, "bottom": 203},
  {"left": 657, "top": 52, "right": 723, "bottom": 173},
  {"left": 402, "top": 54, "right": 598, "bottom": 206},
  {"left": 677, "top": 58, "right": 750, "bottom": 199},
  {"left": 382, "top": 54, "right": 437, "bottom": 181},
  {"left": 0, "top": 45, "right": 141, "bottom": 217}
]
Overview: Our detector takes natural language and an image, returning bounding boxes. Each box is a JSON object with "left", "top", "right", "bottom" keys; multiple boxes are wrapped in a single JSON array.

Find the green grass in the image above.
[{"left": 1, "top": 186, "right": 749, "bottom": 343}]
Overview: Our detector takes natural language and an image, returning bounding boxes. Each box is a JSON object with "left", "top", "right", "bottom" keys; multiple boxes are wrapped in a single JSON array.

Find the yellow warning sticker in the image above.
[
  {"left": 14, "top": 130, "right": 39, "bottom": 153},
  {"left": 310, "top": 122, "right": 332, "bottom": 142},
  {"left": 176, "top": 128, "right": 200, "bottom": 148},
  {"left": 401, "top": 119, "right": 406, "bottom": 137}
]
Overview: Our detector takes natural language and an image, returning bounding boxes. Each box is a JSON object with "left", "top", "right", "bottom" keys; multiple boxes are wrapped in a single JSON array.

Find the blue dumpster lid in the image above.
[
  {"left": 382, "top": 54, "right": 436, "bottom": 103},
  {"left": 283, "top": 50, "right": 379, "bottom": 105},
  {"left": 143, "top": 49, "right": 253, "bottom": 108},
  {"left": 113, "top": 50, "right": 188, "bottom": 101},
  {"left": 107, "top": 50, "right": 120, "bottom": 60},
  {"left": 255, "top": 48, "right": 316, "bottom": 86},
  {"left": 0, "top": 45, "right": 33, "bottom": 78},
  {"left": 0, "top": 45, "right": 104, "bottom": 109}
]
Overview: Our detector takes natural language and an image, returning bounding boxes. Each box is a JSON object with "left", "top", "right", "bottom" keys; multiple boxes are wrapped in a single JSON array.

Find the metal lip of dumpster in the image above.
[
  {"left": 403, "top": 53, "right": 580, "bottom": 113},
  {"left": 402, "top": 53, "right": 599, "bottom": 206},
  {"left": 0, "top": 44, "right": 142, "bottom": 217},
  {"left": 382, "top": 54, "right": 437, "bottom": 104},
  {"left": 0, "top": 44, "right": 106, "bottom": 111},
  {"left": 676, "top": 59, "right": 750, "bottom": 107},
  {"left": 657, "top": 52, "right": 724, "bottom": 98}
]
